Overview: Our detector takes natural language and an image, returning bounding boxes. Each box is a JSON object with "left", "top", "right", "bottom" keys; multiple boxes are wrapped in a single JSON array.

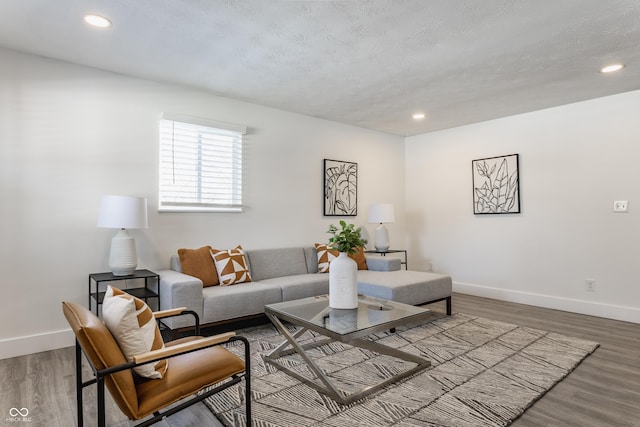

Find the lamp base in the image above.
[
  {"left": 109, "top": 229, "right": 137, "bottom": 276},
  {"left": 374, "top": 224, "right": 390, "bottom": 252}
]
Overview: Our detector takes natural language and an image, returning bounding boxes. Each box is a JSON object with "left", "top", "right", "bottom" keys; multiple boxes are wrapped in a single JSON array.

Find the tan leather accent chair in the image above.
[{"left": 62, "top": 301, "right": 251, "bottom": 427}]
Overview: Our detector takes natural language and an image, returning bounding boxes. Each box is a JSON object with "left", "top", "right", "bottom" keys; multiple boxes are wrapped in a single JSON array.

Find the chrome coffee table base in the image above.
[{"left": 264, "top": 310, "right": 431, "bottom": 405}]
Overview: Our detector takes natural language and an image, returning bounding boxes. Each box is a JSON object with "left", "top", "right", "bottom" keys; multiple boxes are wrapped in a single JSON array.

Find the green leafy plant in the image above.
[{"left": 327, "top": 220, "right": 367, "bottom": 254}]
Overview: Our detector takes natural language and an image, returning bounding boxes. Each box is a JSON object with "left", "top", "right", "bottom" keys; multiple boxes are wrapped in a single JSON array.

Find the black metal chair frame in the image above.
[{"left": 74, "top": 310, "right": 251, "bottom": 427}]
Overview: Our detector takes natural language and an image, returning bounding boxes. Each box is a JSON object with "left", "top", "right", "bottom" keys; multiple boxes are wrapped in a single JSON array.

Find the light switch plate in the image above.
[{"left": 613, "top": 200, "right": 628, "bottom": 212}]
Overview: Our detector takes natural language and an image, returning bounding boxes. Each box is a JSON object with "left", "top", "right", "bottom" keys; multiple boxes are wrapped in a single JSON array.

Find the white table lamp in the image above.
[
  {"left": 97, "top": 195, "right": 148, "bottom": 276},
  {"left": 368, "top": 203, "right": 395, "bottom": 251}
]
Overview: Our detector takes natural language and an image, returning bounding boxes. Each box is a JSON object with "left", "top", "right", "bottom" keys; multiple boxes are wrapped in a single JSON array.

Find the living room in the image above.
[{"left": 1, "top": 1, "right": 639, "bottom": 426}]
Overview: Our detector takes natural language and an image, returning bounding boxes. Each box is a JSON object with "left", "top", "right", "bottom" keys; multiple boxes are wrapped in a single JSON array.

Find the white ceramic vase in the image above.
[{"left": 329, "top": 252, "right": 358, "bottom": 309}]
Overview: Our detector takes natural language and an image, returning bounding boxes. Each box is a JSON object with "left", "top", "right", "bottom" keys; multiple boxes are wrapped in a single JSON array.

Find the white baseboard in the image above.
[
  {"left": 0, "top": 328, "right": 75, "bottom": 360},
  {"left": 453, "top": 281, "right": 640, "bottom": 324}
]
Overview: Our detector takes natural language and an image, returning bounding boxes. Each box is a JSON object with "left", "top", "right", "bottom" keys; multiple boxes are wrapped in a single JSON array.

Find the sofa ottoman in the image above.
[{"left": 357, "top": 270, "right": 452, "bottom": 313}]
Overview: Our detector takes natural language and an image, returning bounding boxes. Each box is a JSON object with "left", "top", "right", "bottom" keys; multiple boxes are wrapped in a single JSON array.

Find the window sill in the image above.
[{"left": 158, "top": 206, "right": 243, "bottom": 213}]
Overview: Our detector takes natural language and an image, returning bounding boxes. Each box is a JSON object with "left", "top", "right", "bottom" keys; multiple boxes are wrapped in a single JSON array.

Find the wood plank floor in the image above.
[
  {"left": 1, "top": 293, "right": 638, "bottom": 426},
  {"left": 453, "top": 294, "right": 640, "bottom": 427}
]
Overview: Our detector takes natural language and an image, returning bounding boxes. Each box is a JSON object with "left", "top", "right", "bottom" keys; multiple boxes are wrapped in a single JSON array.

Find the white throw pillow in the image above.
[
  {"left": 210, "top": 245, "right": 252, "bottom": 286},
  {"left": 315, "top": 243, "right": 338, "bottom": 273},
  {"left": 102, "top": 286, "right": 167, "bottom": 379}
]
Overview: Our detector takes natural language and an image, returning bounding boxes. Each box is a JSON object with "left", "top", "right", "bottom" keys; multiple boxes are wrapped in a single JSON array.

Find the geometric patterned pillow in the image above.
[
  {"left": 210, "top": 245, "right": 252, "bottom": 286},
  {"left": 102, "top": 286, "right": 168, "bottom": 379},
  {"left": 315, "top": 243, "right": 339, "bottom": 273}
]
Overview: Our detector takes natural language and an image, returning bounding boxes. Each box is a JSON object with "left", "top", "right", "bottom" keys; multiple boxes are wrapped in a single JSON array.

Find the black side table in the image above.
[
  {"left": 364, "top": 249, "right": 408, "bottom": 270},
  {"left": 88, "top": 269, "right": 160, "bottom": 315}
]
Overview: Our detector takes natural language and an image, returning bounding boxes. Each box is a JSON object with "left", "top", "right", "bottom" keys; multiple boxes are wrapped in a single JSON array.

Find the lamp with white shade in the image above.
[
  {"left": 368, "top": 203, "right": 395, "bottom": 252},
  {"left": 97, "top": 195, "right": 148, "bottom": 276}
]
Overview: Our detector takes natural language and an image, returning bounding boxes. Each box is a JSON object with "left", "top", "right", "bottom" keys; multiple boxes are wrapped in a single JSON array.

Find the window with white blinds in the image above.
[{"left": 159, "top": 114, "right": 246, "bottom": 212}]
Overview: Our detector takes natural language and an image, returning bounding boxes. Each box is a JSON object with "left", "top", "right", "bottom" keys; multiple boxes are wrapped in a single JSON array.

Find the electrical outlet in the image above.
[
  {"left": 613, "top": 200, "right": 628, "bottom": 212},
  {"left": 585, "top": 279, "right": 596, "bottom": 292}
]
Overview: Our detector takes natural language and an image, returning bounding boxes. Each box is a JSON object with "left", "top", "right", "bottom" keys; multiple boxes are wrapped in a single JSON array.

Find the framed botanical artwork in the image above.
[
  {"left": 324, "top": 159, "right": 357, "bottom": 216},
  {"left": 472, "top": 153, "right": 520, "bottom": 214}
]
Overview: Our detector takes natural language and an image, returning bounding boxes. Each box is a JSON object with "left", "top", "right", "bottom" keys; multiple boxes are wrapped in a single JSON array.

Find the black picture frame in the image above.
[
  {"left": 324, "top": 159, "right": 357, "bottom": 216},
  {"left": 472, "top": 154, "right": 520, "bottom": 214}
]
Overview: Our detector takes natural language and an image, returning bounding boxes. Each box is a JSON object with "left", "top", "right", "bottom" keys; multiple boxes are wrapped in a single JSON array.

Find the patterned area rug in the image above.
[{"left": 205, "top": 312, "right": 598, "bottom": 426}]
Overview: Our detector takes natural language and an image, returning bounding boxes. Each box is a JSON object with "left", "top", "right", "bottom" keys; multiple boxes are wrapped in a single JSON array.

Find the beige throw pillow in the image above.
[{"left": 102, "top": 286, "right": 168, "bottom": 379}]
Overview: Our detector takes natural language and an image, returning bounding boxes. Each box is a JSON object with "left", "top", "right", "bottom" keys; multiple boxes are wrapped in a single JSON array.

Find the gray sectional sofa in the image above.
[{"left": 157, "top": 246, "right": 452, "bottom": 330}]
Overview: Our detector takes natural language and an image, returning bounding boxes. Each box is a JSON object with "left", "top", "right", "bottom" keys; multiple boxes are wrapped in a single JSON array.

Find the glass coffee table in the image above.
[{"left": 264, "top": 294, "right": 432, "bottom": 404}]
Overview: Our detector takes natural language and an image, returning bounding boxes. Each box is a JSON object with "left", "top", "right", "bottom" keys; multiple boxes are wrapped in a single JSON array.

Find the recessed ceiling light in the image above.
[
  {"left": 600, "top": 64, "right": 624, "bottom": 73},
  {"left": 83, "top": 14, "right": 112, "bottom": 28},
  {"left": 412, "top": 113, "right": 426, "bottom": 120}
]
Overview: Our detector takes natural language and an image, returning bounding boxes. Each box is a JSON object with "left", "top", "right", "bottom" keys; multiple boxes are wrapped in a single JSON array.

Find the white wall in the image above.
[
  {"left": 0, "top": 47, "right": 406, "bottom": 359},
  {"left": 406, "top": 90, "right": 640, "bottom": 324}
]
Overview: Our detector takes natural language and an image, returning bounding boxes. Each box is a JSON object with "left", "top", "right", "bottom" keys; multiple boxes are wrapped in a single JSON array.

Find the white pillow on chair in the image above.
[{"left": 102, "top": 285, "right": 167, "bottom": 379}]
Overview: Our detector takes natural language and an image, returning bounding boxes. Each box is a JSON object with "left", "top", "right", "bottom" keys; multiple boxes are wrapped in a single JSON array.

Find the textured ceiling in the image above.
[{"left": 1, "top": 0, "right": 639, "bottom": 136}]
